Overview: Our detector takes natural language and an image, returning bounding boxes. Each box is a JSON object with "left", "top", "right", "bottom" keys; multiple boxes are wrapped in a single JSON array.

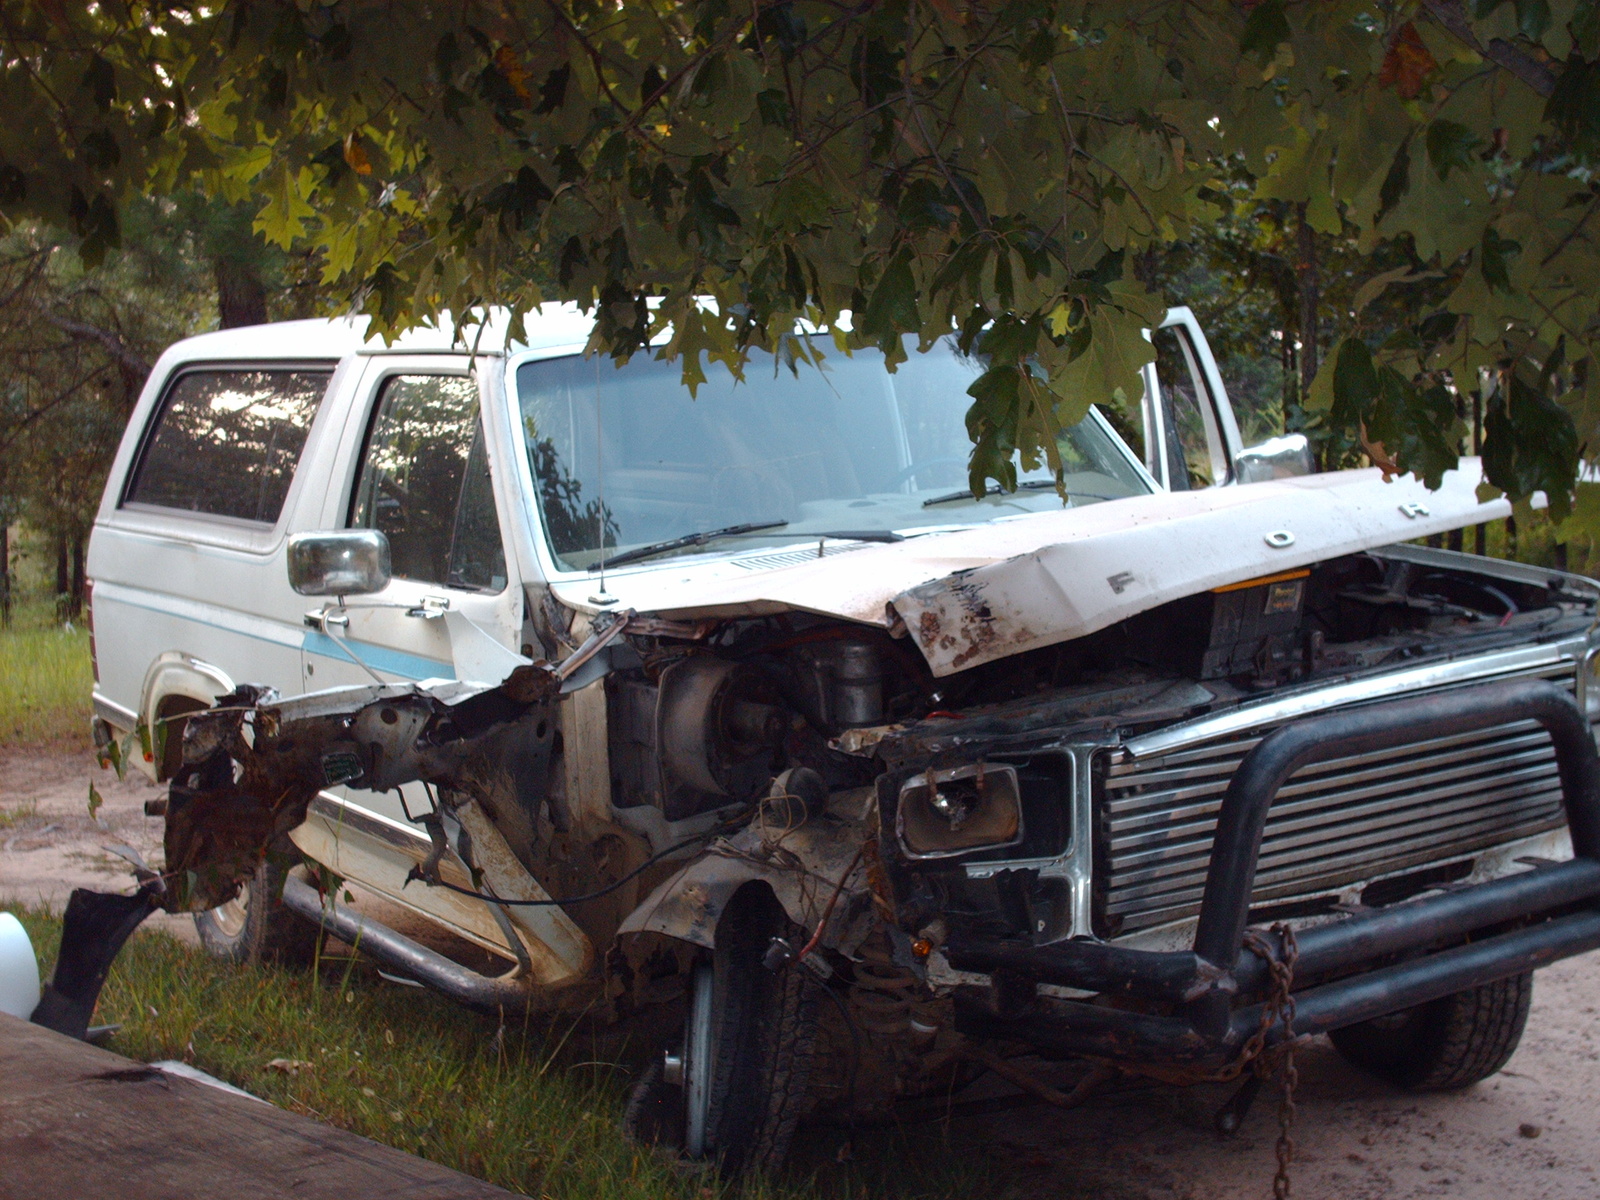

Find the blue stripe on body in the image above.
[{"left": 301, "top": 629, "right": 453, "bottom": 680}]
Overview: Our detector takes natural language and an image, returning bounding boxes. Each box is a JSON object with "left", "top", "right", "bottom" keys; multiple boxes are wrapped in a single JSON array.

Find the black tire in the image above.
[
  {"left": 621, "top": 1057, "right": 686, "bottom": 1151},
  {"left": 194, "top": 855, "right": 318, "bottom": 965},
  {"left": 623, "top": 887, "right": 820, "bottom": 1177},
  {"left": 1329, "top": 971, "right": 1533, "bottom": 1091}
]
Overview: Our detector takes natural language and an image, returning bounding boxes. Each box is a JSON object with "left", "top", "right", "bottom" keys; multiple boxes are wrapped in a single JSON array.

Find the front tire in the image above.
[
  {"left": 1329, "top": 972, "right": 1533, "bottom": 1091},
  {"left": 194, "top": 856, "right": 318, "bottom": 965},
  {"left": 624, "top": 888, "right": 820, "bottom": 1177}
]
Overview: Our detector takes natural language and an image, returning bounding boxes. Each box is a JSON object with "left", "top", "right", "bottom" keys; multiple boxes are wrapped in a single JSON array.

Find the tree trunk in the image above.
[
  {"left": 54, "top": 532, "right": 68, "bottom": 620},
  {"left": 0, "top": 522, "right": 9, "bottom": 627},
  {"left": 69, "top": 533, "right": 85, "bottom": 621},
  {"left": 215, "top": 256, "right": 268, "bottom": 328},
  {"left": 1295, "top": 202, "right": 1319, "bottom": 411},
  {"left": 1473, "top": 390, "right": 1486, "bottom": 556}
]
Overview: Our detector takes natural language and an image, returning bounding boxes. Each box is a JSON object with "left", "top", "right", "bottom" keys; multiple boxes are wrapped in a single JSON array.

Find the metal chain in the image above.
[
  {"left": 1243, "top": 923, "right": 1299, "bottom": 1200},
  {"left": 1102, "top": 924, "right": 1301, "bottom": 1197}
]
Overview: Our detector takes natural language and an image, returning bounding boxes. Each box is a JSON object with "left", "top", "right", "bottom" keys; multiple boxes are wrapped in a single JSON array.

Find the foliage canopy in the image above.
[{"left": 6, "top": 0, "right": 1600, "bottom": 514}]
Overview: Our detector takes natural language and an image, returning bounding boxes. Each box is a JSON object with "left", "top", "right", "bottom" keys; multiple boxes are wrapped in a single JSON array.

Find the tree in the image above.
[
  {"left": 0, "top": 203, "right": 217, "bottom": 620},
  {"left": 3, "top": 2, "right": 1599, "bottom": 524}
]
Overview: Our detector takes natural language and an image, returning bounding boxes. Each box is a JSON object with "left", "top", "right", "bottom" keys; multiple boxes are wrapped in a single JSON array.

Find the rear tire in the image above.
[
  {"left": 1329, "top": 972, "right": 1533, "bottom": 1091},
  {"left": 623, "top": 887, "right": 820, "bottom": 1177},
  {"left": 194, "top": 856, "right": 318, "bottom": 966}
]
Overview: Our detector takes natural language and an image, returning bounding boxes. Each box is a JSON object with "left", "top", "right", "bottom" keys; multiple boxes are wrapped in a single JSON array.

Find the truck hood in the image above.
[{"left": 548, "top": 463, "right": 1519, "bottom": 677}]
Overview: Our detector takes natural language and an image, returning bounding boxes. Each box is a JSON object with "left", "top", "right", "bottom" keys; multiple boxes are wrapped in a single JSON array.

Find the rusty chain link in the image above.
[
  {"left": 1112, "top": 923, "right": 1300, "bottom": 1197},
  {"left": 1243, "top": 923, "right": 1299, "bottom": 1199}
]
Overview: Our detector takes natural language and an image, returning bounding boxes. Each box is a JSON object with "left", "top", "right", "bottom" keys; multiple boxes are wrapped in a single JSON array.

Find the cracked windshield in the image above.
[{"left": 515, "top": 337, "right": 1150, "bottom": 571}]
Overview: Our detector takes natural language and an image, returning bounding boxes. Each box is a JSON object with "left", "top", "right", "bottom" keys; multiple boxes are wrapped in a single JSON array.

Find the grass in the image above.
[
  {"left": 9, "top": 908, "right": 1000, "bottom": 1200},
  {"left": 0, "top": 595, "right": 93, "bottom": 753}
]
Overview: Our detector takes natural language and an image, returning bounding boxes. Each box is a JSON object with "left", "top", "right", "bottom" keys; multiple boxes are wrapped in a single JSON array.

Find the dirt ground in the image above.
[{"left": 3, "top": 745, "right": 1600, "bottom": 1200}]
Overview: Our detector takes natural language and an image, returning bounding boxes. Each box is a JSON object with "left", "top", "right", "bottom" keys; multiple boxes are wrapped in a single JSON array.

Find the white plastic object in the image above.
[{"left": 0, "top": 912, "right": 42, "bottom": 1020}]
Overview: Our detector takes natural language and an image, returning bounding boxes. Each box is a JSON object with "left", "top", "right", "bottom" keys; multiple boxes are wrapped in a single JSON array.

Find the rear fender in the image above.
[{"left": 138, "top": 653, "right": 236, "bottom": 779}]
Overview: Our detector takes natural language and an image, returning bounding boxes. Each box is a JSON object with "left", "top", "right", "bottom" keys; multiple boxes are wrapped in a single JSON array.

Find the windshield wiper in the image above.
[
  {"left": 814, "top": 529, "right": 905, "bottom": 543},
  {"left": 590, "top": 520, "right": 789, "bottom": 570},
  {"left": 921, "top": 480, "right": 1117, "bottom": 508}
]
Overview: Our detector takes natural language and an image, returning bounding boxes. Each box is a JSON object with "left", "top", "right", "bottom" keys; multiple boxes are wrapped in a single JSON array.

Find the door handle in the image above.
[
  {"left": 304, "top": 608, "right": 350, "bottom": 631},
  {"left": 406, "top": 595, "right": 451, "bottom": 619}
]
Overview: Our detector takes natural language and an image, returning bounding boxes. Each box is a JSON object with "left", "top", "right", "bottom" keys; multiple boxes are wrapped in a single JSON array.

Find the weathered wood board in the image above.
[{"left": 0, "top": 1012, "right": 520, "bottom": 1199}]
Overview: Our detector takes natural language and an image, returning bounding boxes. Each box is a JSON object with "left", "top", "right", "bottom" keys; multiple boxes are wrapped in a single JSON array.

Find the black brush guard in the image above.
[{"left": 949, "top": 678, "right": 1600, "bottom": 1065}]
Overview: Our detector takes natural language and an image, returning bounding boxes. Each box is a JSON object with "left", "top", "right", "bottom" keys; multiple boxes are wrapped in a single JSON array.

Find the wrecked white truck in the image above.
[{"left": 43, "top": 306, "right": 1600, "bottom": 1176}]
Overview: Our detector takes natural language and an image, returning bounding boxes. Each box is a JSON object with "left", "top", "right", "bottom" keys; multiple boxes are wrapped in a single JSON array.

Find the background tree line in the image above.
[
  {"left": 5, "top": 0, "right": 1595, "bottom": 626},
  {"left": 0, "top": 194, "right": 325, "bottom": 624},
  {"left": 1, "top": 177, "right": 1559, "bottom": 630}
]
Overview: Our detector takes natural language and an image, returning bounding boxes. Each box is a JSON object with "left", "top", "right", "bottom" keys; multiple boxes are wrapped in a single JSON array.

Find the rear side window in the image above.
[{"left": 125, "top": 367, "right": 332, "bottom": 523}]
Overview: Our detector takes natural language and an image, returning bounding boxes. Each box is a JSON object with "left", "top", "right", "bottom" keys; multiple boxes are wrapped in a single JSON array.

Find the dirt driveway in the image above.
[{"left": 3, "top": 745, "right": 1599, "bottom": 1200}]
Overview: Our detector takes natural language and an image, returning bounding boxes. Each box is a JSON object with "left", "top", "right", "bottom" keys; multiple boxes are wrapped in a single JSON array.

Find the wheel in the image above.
[
  {"left": 194, "top": 855, "right": 318, "bottom": 965},
  {"left": 1329, "top": 972, "right": 1533, "bottom": 1091},
  {"left": 622, "top": 888, "right": 820, "bottom": 1177}
]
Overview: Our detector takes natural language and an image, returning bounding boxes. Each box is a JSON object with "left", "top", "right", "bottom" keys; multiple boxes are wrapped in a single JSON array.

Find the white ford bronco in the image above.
[{"left": 48, "top": 304, "right": 1600, "bottom": 1176}]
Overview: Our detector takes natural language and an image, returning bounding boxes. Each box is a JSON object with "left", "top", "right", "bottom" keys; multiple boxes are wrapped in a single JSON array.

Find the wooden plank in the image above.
[{"left": 0, "top": 1012, "right": 520, "bottom": 1200}]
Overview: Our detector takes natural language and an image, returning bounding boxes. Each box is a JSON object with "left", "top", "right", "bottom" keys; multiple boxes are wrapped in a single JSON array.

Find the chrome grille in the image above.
[{"left": 1099, "top": 663, "right": 1575, "bottom": 935}]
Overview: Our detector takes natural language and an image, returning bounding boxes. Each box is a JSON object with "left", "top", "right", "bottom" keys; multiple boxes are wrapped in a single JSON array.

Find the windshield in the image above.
[{"left": 514, "top": 337, "right": 1151, "bottom": 571}]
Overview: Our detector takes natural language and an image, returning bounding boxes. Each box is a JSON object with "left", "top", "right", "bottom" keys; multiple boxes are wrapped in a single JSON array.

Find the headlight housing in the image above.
[{"left": 895, "top": 763, "right": 1024, "bottom": 860}]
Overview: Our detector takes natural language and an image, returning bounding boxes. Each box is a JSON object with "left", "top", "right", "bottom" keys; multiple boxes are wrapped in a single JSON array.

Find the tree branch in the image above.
[
  {"left": 1421, "top": 0, "right": 1557, "bottom": 97},
  {"left": 45, "top": 314, "right": 151, "bottom": 382}
]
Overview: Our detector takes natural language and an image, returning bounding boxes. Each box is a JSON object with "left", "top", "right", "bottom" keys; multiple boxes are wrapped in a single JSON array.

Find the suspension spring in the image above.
[{"left": 848, "top": 933, "right": 918, "bottom": 1037}]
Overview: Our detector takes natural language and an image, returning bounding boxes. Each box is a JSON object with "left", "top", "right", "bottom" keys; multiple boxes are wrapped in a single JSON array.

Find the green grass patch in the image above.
[
  {"left": 0, "top": 598, "right": 92, "bottom": 751},
  {"left": 11, "top": 910, "right": 998, "bottom": 1200}
]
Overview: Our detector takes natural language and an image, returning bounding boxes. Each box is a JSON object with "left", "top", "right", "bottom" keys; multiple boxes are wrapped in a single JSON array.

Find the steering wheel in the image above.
[{"left": 884, "top": 455, "right": 969, "bottom": 490}]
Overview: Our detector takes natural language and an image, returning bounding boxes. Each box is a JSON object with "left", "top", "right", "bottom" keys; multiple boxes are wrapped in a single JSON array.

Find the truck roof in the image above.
[{"left": 160, "top": 305, "right": 600, "bottom": 363}]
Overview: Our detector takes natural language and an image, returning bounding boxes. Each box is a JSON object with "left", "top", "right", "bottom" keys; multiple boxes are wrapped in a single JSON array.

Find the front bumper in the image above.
[{"left": 947, "top": 678, "right": 1600, "bottom": 1065}]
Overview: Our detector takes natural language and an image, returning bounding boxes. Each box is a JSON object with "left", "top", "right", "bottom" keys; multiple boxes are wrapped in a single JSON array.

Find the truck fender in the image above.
[
  {"left": 139, "top": 653, "right": 236, "bottom": 777},
  {"left": 618, "top": 817, "right": 875, "bottom": 956}
]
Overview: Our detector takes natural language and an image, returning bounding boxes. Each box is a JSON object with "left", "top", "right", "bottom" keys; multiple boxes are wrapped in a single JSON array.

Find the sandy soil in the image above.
[
  {"left": 4, "top": 745, "right": 1600, "bottom": 1199},
  {"left": 0, "top": 745, "right": 195, "bottom": 942}
]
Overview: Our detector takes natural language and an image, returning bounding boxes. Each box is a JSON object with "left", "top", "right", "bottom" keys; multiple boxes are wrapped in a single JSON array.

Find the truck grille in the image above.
[{"left": 1098, "top": 665, "right": 1575, "bottom": 936}]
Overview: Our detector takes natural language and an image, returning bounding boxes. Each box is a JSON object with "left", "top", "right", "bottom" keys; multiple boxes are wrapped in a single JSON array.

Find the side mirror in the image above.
[
  {"left": 287, "top": 530, "right": 392, "bottom": 596},
  {"left": 1235, "top": 433, "right": 1314, "bottom": 484}
]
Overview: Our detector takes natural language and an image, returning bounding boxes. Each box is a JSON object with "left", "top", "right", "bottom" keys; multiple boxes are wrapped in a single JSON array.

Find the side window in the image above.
[
  {"left": 1151, "top": 326, "right": 1228, "bottom": 490},
  {"left": 124, "top": 367, "right": 331, "bottom": 522},
  {"left": 349, "top": 374, "right": 507, "bottom": 591}
]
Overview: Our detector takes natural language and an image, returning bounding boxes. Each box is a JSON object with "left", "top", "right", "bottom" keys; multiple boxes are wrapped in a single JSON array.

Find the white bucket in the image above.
[{"left": 0, "top": 912, "right": 41, "bottom": 1020}]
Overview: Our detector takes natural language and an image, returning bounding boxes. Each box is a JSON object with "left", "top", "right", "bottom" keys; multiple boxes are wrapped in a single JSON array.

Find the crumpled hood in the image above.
[{"left": 549, "top": 463, "right": 1516, "bottom": 676}]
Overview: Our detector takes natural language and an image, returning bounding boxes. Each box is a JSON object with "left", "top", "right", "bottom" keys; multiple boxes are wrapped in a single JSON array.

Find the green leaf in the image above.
[
  {"left": 1545, "top": 56, "right": 1600, "bottom": 155},
  {"left": 534, "top": 64, "right": 571, "bottom": 114},
  {"left": 1480, "top": 226, "right": 1522, "bottom": 292},
  {"left": 255, "top": 166, "right": 317, "bottom": 249},
  {"left": 1350, "top": 266, "right": 1423, "bottom": 317},
  {"left": 87, "top": 782, "right": 103, "bottom": 821},
  {"left": 756, "top": 88, "right": 790, "bottom": 127},
  {"left": 593, "top": 133, "right": 628, "bottom": 180},
  {"left": 1378, "top": 139, "right": 1411, "bottom": 221},
  {"left": 1239, "top": 0, "right": 1290, "bottom": 65},
  {"left": 1364, "top": 371, "right": 1460, "bottom": 489},
  {"left": 1516, "top": 0, "right": 1551, "bottom": 40},
  {"left": 1483, "top": 367, "right": 1579, "bottom": 516},
  {"left": 769, "top": 176, "right": 831, "bottom": 232},
  {"left": 1425, "top": 120, "right": 1481, "bottom": 181},
  {"left": 81, "top": 54, "right": 116, "bottom": 110},
  {"left": 1331, "top": 337, "right": 1378, "bottom": 426},
  {"left": 858, "top": 248, "right": 920, "bottom": 357}
]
